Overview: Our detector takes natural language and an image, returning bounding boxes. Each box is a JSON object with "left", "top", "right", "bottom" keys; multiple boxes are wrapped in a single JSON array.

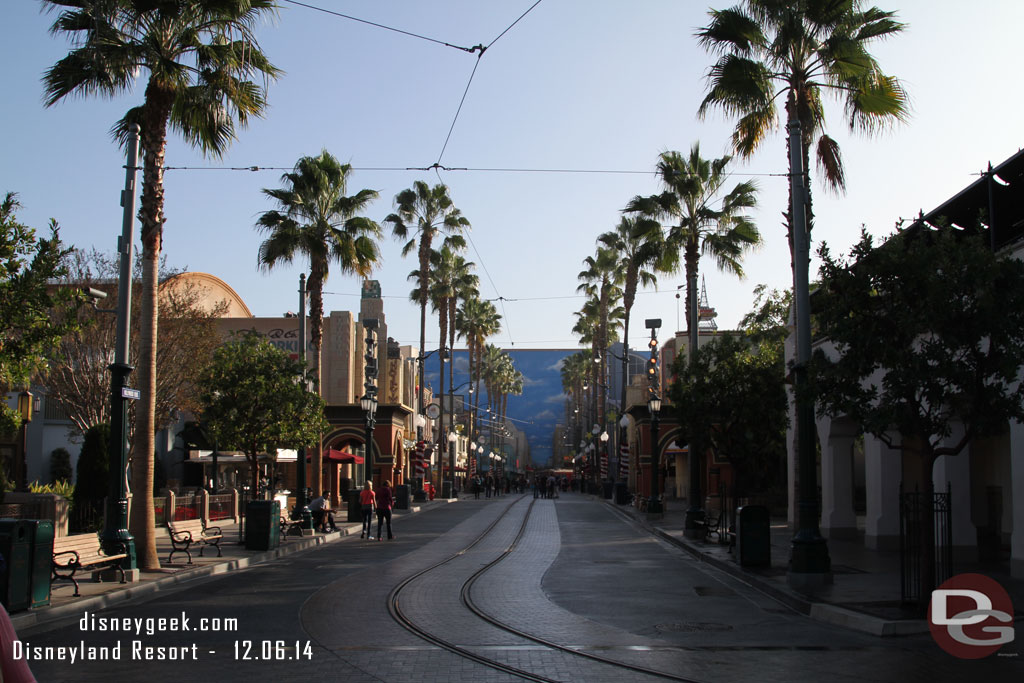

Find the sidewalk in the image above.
[
  {"left": 11, "top": 497, "right": 460, "bottom": 633},
  {"left": 603, "top": 494, "right": 1024, "bottom": 637}
]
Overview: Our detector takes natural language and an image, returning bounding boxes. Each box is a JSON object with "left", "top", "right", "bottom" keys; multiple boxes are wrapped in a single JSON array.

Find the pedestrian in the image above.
[
  {"left": 308, "top": 490, "right": 337, "bottom": 532},
  {"left": 359, "top": 480, "right": 375, "bottom": 539},
  {"left": 376, "top": 481, "right": 395, "bottom": 540},
  {"left": 473, "top": 476, "right": 481, "bottom": 499}
]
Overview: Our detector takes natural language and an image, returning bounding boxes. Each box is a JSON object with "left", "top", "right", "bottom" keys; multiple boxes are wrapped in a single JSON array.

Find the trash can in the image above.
[
  {"left": 244, "top": 500, "right": 280, "bottom": 551},
  {"left": 347, "top": 489, "right": 362, "bottom": 523},
  {"left": 26, "top": 520, "right": 54, "bottom": 609},
  {"left": 0, "top": 519, "right": 32, "bottom": 612},
  {"left": 394, "top": 485, "right": 410, "bottom": 510},
  {"left": 441, "top": 481, "right": 453, "bottom": 500},
  {"left": 614, "top": 482, "right": 630, "bottom": 505},
  {"left": 736, "top": 505, "right": 771, "bottom": 567},
  {"left": 602, "top": 481, "right": 613, "bottom": 499}
]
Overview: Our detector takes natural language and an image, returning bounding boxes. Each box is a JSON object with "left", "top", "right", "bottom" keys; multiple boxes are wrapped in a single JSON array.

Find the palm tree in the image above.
[
  {"left": 414, "top": 246, "right": 477, "bottom": 488},
  {"left": 43, "top": 0, "right": 280, "bottom": 570},
  {"left": 256, "top": 151, "right": 382, "bottom": 496},
  {"left": 626, "top": 145, "right": 760, "bottom": 366},
  {"left": 577, "top": 246, "right": 624, "bottom": 432},
  {"left": 696, "top": 0, "right": 908, "bottom": 255},
  {"left": 384, "top": 182, "right": 470, "bottom": 416},
  {"left": 456, "top": 297, "right": 501, "bottom": 440},
  {"left": 599, "top": 215, "right": 666, "bottom": 422}
]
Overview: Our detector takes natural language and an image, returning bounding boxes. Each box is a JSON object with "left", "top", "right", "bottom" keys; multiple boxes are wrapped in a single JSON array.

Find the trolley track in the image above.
[{"left": 388, "top": 495, "right": 709, "bottom": 683}]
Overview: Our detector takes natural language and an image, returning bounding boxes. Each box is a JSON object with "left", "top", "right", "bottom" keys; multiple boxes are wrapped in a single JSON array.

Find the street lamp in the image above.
[
  {"left": 16, "top": 390, "right": 32, "bottom": 491},
  {"left": 362, "top": 318, "right": 379, "bottom": 487},
  {"left": 645, "top": 318, "right": 663, "bottom": 516},
  {"left": 648, "top": 393, "right": 662, "bottom": 514},
  {"left": 360, "top": 392, "right": 377, "bottom": 488}
]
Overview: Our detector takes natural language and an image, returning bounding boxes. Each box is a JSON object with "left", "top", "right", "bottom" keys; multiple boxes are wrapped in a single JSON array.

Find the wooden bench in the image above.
[
  {"left": 280, "top": 515, "right": 305, "bottom": 536},
  {"left": 52, "top": 534, "right": 128, "bottom": 597},
  {"left": 694, "top": 510, "right": 721, "bottom": 542},
  {"left": 167, "top": 519, "right": 222, "bottom": 564}
]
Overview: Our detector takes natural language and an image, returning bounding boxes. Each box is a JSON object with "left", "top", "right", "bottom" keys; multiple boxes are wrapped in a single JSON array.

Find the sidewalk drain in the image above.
[{"left": 655, "top": 622, "right": 733, "bottom": 633}]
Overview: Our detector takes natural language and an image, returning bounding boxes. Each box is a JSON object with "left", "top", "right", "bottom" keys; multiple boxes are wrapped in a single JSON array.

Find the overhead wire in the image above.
[{"left": 280, "top": 0, "right": 481, "bottom": 53}]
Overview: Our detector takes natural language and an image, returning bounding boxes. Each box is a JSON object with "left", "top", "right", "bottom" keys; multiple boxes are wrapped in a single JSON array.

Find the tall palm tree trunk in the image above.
[
  {"left": 308, "top": 265, "right": 324, "bottom": 497},
  {"left": 129, "top": 87, "right": 172, "bottom": 571}
]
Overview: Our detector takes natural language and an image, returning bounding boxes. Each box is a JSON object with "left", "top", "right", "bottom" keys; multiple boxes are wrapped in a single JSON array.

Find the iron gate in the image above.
[{"left": 899, "top": 482, "right": 952, "bottom": 604}]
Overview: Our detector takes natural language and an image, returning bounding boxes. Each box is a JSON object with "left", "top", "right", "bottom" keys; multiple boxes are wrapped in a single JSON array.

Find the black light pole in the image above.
[
  {"left": 101, "top": 124, "right": 139, "bottom": 569},
  {"left": 645, "top": 319, "right": 663, "bottom": 515},
  {"left": 293, "top": 273, "right": 311, "bottom": 526},
  {"left": 362, "top": 319, "right": 379, "bottom": 487},
  {"left": 787, "top": 116, "right": 831, "bottom": 584}
]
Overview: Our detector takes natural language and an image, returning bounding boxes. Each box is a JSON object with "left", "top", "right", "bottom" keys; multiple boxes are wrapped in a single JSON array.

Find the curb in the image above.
[
  {"left": 13, "top": 500, "right": 441, "bottom": 633},
  {"left": 601, "top": 498, "right": 929, "bottom": 637}
]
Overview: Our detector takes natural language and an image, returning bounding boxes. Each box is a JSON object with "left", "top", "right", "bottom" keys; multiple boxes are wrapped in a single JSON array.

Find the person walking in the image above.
[
  {"left": 359, "top": 480, "right": 375, "bottom": 539},
  {"left": 376, "top": 481, "right": 395, "bottom": 540}
]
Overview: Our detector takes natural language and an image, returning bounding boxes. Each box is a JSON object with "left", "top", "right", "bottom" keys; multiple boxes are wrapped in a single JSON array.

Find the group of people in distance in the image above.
[{"left": 306, "top": 480, "right": 395, "bottom": 540}]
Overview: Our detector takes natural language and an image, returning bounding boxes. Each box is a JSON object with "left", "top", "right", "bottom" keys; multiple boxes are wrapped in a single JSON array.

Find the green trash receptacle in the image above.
[
  {"left": 244, "top": 500, "right": 280, "bottom": 551},
  {"left": 614, "top": 482, "right": 630, "bottom": 505},
  {"left": 441, "top": 481, "right": 453, "bottom": 500},
  {"left": 0, "top": 519, "right": 32, "bottom": 612},
  {"left": 394, "top": 485, "right": 410, "bottom": 510},
  {"left": 347, "top": 489, "right": 362, "bottom": 523},
  {"left": 27, "top": 520, "right": 54, "bottom": 609},
  {"left": 736, "top": 505, "right": 771, "bottom": 567}
]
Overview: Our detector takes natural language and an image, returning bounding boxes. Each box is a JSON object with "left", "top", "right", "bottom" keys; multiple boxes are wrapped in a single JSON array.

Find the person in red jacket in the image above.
[
  {"left": 376, "top": 481, "right": 395, "bottom": 540},
  {"left": 359, "top": 481, "right": 375, "bottom": 539}
]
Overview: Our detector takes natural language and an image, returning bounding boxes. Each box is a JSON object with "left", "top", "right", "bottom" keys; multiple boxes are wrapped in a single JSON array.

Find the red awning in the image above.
[{"left": 307, "top": 449, "right": 364, "bottom": 464}]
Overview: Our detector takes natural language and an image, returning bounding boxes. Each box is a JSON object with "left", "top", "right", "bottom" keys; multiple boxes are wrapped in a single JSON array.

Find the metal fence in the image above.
[
  {"left": 69, "top": 498, "right": 104, "bottom": 534},
  {"left": 173, "top": 493, "right": 200, "bottom": 521},
  {"left": 899, "top": 482, "right": 953, "bottom": 604},
  {"left": 209, "top": 494, "right": 233, "bottom": 521}
]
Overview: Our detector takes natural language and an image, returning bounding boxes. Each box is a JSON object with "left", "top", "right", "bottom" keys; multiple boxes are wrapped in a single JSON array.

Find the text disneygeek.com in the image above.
[{"left": 13, "top": 611, "right": 313, "bottom": 663}]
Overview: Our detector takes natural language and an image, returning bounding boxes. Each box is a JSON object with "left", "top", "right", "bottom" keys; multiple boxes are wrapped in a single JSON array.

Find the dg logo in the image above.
[{"left": 929, "top": 573, "right": 1015, "bottom": 659}]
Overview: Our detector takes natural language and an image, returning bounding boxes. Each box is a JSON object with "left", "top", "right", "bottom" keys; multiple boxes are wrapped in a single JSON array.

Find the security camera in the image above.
[{"left": 84, "top": 287, "right": 108, "bottom": 301}]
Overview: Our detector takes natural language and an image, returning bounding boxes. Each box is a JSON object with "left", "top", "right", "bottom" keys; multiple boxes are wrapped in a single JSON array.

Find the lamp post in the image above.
[
  {"left": 100, "top": 124, "right": 140, "bottom": 569},
  {"left": 618, "top": 414, "right": 630, "bottom": 485},
  {"left": 362, "top": 318, "right": 379, "bottom": 487},
  {"left": 16, "top": 390, "right": 32, "bottom": 491},
  {"left": 645, "top": 318, "right": 663, "bottom": 516},
  {"left": 599, "top": 429, "right": 609, "bottom": 486},
  {"left": 448, "top": 380, "right": 474, "bottom": 498},
  {"left": 360, "top": 392, "right": 378, "bottom": 488},
  {"left": 648, "top": 393, "right": 662, "bottom": 515}
]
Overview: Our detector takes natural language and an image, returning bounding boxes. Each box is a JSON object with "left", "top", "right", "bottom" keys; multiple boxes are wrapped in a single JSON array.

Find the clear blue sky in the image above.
[{"left": 3, "top": 1, "right": 1023, "bottom": 356}]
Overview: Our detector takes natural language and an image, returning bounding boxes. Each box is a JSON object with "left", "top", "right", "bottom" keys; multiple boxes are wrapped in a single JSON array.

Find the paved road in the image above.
[{"left": 17, "top": 494, "right": 1018, "bottom": 682}]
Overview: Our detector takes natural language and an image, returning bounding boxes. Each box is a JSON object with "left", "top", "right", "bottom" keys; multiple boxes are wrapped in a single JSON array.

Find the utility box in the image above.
[
  {"left": 736, "top": 505, "right": 771, "bottom": 567},
  {"left": 244, "top": 500, "right": 280, "bottom": 551},
  {"left": 0, "top": 519, "right": 32, "bottom": 612},
  {"left": 26, "top": 519, "right": 54, "bottom": 609},
  {"left": 441, "top": 481, "right": 453, "bottom": 500},
  {"left": 394, "top": 485, "right": 410, "bottom": 510}
]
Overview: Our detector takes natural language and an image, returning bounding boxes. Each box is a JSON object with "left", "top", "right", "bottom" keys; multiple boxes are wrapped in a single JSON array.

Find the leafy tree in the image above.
[
  {"left": 696, "top": 1, "right": 908, "bottom": 259},
  {"left": 44, "top": 0, "right": 281, "bottom": 571},
  {"left": 384, "top": 182, "right": 470, "bottom": 412},
  {"left": 810, "top": 228, "right": 1024, "bottom": 601},
  {"left": 74, "top": 423, "right": 110, "bottom": 503},
  {"left": 626, "top": 145, "right": 760, "bottom": 368},
  {"left": 198, "top": 333, "right": 327, "bottom": 496},
  {"left": 50, "top": 447, "right": 73, "bottom": 484},
  {"left": 41, "top": 248, "right": 227, "bottom": 437},
  {"left": 669, "top": 333, "right": 787, "bottom": 504},
  {"left": 256, "top": 150, "right": 382, "bottom": 494},
  {"left": 0, "top": 192, "right": 79, "bottom": 434},
  {"left": 740, "top": 284, "right": 793, "bottom": 351}
]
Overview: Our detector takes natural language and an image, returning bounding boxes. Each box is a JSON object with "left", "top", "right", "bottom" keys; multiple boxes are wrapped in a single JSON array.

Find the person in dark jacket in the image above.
[{"left": 376, "top": 481, "right": 395, "bottom": 540}]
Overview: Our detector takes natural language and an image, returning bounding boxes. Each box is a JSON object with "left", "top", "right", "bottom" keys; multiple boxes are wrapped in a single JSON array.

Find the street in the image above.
[{"left": 18, "top": 495, "right": 1018, "bottom": 682}]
